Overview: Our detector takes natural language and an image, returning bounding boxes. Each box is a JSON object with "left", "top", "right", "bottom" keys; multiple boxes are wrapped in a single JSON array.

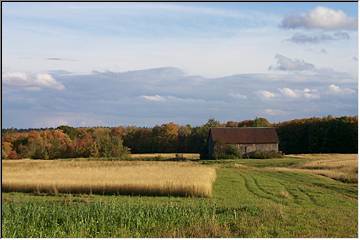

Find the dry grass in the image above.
[
  {"left": 130, "top": 153, "right": 200, "bottom": 160},
  {"left": 2, "top": 160, "right": 216, "bottom": 197},
  {"left": 287, "top": 153, "right": 357, "bottom": 161},
  {"left": 272, "top": 154, "right": 358, "bottom": 183}
]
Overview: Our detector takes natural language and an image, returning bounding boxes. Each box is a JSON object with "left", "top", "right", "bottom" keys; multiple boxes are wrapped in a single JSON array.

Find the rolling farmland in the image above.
[{"left": 2, "top": 154, "right": 358, "bottom": 237}]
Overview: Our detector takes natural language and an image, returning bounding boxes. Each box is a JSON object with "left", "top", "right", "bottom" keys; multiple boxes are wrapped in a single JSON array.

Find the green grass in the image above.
[
  {"left": 2, "top": 158, "right": 358, "bottom": 237},
  {"left": 201, "top": 157, "right": 310, "bottom": 168}
]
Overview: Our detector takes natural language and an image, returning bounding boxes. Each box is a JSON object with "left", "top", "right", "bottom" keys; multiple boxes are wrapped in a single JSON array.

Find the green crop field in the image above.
[{"left": 2, "top": 154, "right": 358, "bottom": 237}]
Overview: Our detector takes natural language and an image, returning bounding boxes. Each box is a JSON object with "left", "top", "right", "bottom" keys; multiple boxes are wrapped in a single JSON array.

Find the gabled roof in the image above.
[{"left": 209, "top": 127, "right": 278, "bottom": 144}]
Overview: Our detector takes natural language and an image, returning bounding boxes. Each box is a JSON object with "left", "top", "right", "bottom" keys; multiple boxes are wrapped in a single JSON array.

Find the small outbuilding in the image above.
[{"left": 207, "top": 127, "right": 279, "bottom": 158}]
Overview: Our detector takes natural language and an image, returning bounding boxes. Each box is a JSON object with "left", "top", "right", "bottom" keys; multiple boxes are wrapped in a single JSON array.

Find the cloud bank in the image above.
[{"left": 3, "top": 66, "right": 357, "bottom": 128}]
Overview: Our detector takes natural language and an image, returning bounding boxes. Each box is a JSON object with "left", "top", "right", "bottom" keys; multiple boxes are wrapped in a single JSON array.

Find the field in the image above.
[
  {"left": 130, "top": 153, "right": 200, "bottom": 160},
  {"left": 283, "top": 154, "right": 357, "bottom": 183},
  {"left": 2, "top": 154, "right": 358, "bottom": 237},
  {"left": 3, "top": 160, "right": 215, "bottom": 197}
]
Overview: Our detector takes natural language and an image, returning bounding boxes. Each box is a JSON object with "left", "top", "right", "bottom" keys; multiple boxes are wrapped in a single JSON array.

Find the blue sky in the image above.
[{"left": 2, "top": 2, "right": 358, "bottom": 128}]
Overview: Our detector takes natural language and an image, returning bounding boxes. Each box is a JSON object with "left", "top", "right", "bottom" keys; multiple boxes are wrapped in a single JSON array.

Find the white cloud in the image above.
[
  {"left": 303, "top": 88, "right": 320, "bottom": 99},
  {"left": 269, "top": 54, "right": 315, "bottom": 72},
  {"left": 279, "top": 87, "right": 320, "bottom": 99},
  {"left": 257, "top": 90, "right": 276, "bottom": 99},
  {"left": 141, "top": 95, "right": 166, "bottom": 102},
  {"left": 279, "top": 88, "right": 298, "bottom": 98},
  {"left": 281, "top": 6, "right": 357, "bottom": 30},
  {"left": 264, "top": 109, "right": 286, "bottom": 116},
  {"left": 36, "top": 73, "right": 65, "bottom": 90},
  {"left": 229, "top": 92, "right": 247, "bottom": 99},
  {"left": 140, "top": 95, "right": 220, "bottom": 104},
  {"left": 328, "top": 84, "right": 355, "bottom": 94},
  {"left": 3, "top": 72, "right": 65, "bottom": 90}
]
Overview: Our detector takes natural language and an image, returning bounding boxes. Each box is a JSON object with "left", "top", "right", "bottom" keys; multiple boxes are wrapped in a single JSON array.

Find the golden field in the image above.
[
  {"left": 130, "top": 153, "right": 200, "bottom": 160},
  {"left": 272, "top": 154, "right": 358, "bottom": 183},
  {"left": 2, "top": 160, "right": 216, "bottom": 197}
]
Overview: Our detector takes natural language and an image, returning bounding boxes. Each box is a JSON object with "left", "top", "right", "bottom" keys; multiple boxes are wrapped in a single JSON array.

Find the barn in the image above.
[{"left": 207, "top": 127, "right": 279, "bottom": 158}]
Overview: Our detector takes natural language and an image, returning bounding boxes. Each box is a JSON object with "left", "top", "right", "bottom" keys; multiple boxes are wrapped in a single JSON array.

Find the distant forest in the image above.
[{"left": 2, "top": 116, "right": 357, "bottom": 159}]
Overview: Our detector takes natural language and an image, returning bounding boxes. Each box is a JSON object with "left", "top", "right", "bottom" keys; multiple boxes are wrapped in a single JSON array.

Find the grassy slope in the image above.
[{"left": 2, "top": 157, "right": 358, "bottom": 237}]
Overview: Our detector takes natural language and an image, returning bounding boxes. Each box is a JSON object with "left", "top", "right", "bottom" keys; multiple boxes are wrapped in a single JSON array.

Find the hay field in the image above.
[
  {"left": 130, "top": 153, "right": 200, "bottom": 160},
  {"left": 2, "top": 160, "right": 216, "bottom": 197},
  {"left": 272, "top": 154, "right": 358, "bottom": 183}
]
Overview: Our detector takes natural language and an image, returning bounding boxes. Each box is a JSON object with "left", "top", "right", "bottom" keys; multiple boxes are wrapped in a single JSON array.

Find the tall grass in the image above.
[{"left": 3, "top": 160, "right": 216, "bottom": 197}]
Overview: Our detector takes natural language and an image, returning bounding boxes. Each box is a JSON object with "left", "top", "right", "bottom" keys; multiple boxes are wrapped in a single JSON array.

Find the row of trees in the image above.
[
  {"left": 2, "top": 116, "right": 357, "bottom": 159},
  {"left": 2, "top": 127, "right": 129, "bottom": 159},
  {"left": 275, "top": 116, "right": 357, "bottom": 154}
]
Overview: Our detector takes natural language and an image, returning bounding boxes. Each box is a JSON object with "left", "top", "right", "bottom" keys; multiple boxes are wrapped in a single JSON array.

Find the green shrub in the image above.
[
  {"left": 244, "top": 150, "right": 283, "bottom": 159},
  {"left": 212, "top": 144, "right": 242, "bottom": 159}
]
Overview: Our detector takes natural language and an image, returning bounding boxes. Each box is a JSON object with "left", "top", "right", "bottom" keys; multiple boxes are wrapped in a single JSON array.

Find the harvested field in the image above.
[
  {"left": 271, "top": 154, "right": 358, "bottom": 183},
  {"left": 2, "top": 160, "right": 216, "bottom": 197}
]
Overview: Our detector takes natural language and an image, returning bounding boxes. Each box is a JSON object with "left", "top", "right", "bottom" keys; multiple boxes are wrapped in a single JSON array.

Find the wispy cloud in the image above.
[
  {"left": 320, "top": 48, "right": 327, "bottom": 54},
  {"left": 47, "top": 58, "right": 63, "bottom": 61},
  {"left": 287, "top": 31, "right": 350, "bottom": 44},
  {"left": 257, "top": 90, "right": 276, "bottom": 99},
  {"left": 141, "top": 95, "right": 166, "bottom": 102},
  {"left": 46, "top": 57, "right": 76, "bottom": 61},
  {"left": 229, "top": 92, "right": 248, "bottom": 100},
  {"left": 264, "top": 109, "right": 287, "bottom": 116}
]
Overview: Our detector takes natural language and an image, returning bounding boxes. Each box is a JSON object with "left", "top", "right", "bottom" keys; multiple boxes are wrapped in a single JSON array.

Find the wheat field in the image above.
[{"left": 2, "top": 160, "right": 216, "bottom": 197}]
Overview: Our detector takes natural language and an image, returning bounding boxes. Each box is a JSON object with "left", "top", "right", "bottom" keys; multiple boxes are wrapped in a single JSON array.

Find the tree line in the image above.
[
  {"left": 2, "top": 116, "right": 357, "bottom": 159},
  {"left": 275, "top": 116, "right": 357, "bottom": 154}
]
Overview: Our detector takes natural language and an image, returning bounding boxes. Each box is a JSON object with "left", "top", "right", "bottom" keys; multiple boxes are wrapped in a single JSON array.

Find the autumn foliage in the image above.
[
  {"left": 1, "top": 116, "right": 357, "bottom": 159},
  {"left": 2, "top": 127, "right": 129, "bottom": 159}
]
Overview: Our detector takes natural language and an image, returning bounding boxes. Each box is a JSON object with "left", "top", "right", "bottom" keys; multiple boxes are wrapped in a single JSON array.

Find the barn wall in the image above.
[
  {"left": 207, "top": 140, "right": 279, "bottom": 159},
  {"left": 234, "top": 143, "right": 278, "bottom": 153},
  {"left": 208, "top": 137, "right": 214, "bottom": 158}
]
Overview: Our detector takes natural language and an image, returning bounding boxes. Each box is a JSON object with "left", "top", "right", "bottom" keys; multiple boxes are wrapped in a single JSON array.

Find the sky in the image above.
[{"left": 2, "top": 2, "right": 359, "bottom": 128}]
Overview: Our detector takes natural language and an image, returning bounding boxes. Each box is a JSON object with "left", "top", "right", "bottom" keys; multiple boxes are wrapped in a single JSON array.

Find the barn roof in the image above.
[{"left": 209, "top": 127, "right": 278, "bottom": 144}]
